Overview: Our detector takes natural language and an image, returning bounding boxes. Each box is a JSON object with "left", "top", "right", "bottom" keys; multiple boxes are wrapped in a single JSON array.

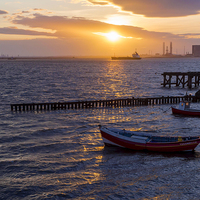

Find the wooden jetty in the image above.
[
  {"left": 161, "top": 72, "right": 200, "bottom": 88},
  {"left": 10, "top": 95, "right": 197, "bottom": 112}
]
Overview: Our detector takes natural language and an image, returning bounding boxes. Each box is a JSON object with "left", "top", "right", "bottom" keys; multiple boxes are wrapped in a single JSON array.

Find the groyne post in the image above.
[{"left": 10, "top": 95, "right": 198, "bottom": 112}]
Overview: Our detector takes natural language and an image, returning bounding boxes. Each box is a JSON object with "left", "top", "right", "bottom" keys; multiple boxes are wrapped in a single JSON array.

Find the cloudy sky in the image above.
[{"left": 1, "top": 0, "right": 200, "bottom": 57}]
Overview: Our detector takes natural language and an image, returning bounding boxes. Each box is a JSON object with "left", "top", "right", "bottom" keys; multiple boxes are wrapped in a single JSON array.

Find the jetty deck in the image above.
[
  {"left": 10, "top": 95, "right": 196, "bottom": 112},
  {"left": 161, "top": 72, "right": 200, "bottom": 88}
]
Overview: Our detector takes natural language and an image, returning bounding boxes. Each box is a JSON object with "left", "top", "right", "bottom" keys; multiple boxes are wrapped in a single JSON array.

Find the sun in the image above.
[
  {"left": 105, "top": 31, "right": 120, "bottom": 42},
  {"left": 93, "top": 31, "right": 125, "bottom": 42}
]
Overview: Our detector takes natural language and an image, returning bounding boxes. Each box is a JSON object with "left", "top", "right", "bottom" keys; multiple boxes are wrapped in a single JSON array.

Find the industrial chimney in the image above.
[
  {"left": 170, "top": 42, "right": 172, "bottom": 55},
  {"left": 163, "top": 42, "right": 165, "bottom": 55}
]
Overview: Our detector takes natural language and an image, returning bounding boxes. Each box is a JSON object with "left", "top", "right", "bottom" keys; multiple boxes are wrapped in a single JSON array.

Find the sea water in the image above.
[{"left": 1, "top": 57, "right": 200, "bottom": 199}]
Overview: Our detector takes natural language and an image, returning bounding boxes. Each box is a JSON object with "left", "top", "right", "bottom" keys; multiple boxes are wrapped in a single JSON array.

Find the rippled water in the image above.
[{"left": 1, "top": 58, "right": 200, "bottom": 199}]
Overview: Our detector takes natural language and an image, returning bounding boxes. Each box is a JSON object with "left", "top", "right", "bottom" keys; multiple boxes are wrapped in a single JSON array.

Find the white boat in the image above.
[
  {"left": 172, "top": 101, "right": 200, "bottom": 116},
  {"left": 131, "top": 51, "right": 141, "bottom": 59}
]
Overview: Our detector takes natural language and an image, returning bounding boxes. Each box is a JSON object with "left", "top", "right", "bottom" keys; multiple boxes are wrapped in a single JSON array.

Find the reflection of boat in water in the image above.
[
  {"left": 99, "top": 125, "right": 200, "bottom": 152},
  {"left": 172, "top": 101, "right": 200, "bottom": 116},
  {"left": 111, "top": 52, "right": 141, "bottom": 60}
]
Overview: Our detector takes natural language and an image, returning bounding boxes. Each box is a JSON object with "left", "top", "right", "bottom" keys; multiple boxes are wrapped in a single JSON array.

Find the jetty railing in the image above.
[{"left": 10, "top": 95, "right": 197, "bottom": 112}]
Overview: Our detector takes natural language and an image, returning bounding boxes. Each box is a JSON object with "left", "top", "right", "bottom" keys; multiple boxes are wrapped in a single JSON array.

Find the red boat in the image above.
[
  {"left": 99, "top": 125, "right": 200, "bottom": 152},
  {"left": 172, "top": 101, "right": 200, "bottom": 116}
]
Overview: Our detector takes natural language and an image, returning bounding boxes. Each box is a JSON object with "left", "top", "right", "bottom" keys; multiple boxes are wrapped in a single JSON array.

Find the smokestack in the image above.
[
  {"left": 166, "top": 46, "right": 168, "bottom": 54},
  {"left": 163, "top": 42, "right": 165, "bottom": 55},
  {"left": 170, "top": 42, "right": 172, "bottom": 54}
]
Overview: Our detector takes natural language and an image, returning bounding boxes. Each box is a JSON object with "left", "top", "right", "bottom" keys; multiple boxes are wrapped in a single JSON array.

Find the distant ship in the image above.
[{"left": 111, "top": 52, "right": 141, "bottom": 60}]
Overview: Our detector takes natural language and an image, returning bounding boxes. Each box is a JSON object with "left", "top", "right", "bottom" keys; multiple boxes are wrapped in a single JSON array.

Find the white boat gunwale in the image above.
[{"left": 100, "top": 126, "right": 200, "bottom": 144}]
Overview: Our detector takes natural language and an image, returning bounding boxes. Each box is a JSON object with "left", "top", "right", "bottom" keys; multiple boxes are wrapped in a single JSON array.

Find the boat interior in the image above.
[
  {"left": 178, "top": 101, "right": 200, "bottom": 111},
  {"left": 108, "top": 128, "right": 199, "bottom": 143}
]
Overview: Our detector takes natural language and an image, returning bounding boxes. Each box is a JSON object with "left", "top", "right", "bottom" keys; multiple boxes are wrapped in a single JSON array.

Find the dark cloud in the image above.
[
  {"left": 87, "top": 0, "right": 200, "bottom": 17},
  {"left": 33, "top": 8, "right": 45, "bottom": 11},
  {"left": 0, "top": 27, "right": 54, "bottom": 36},
  {"left": 0, "top": 10, "right": 8, "bottom": 15},
  {"left": 89, "top": 0, "right": 109, "bottom": 5},
  {"left": 11, "top": 14, "right": 181, "bottom": 40},
  {"left": 22, "top": 11, "right": 30, "bottom": 14}
]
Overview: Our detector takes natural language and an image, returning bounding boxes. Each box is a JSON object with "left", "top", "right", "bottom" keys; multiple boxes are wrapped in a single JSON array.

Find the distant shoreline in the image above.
[
  {"left": 0, "top": 56, "right": 76, "bottom": 60},
  {"left": 0, "top": 55, "right": 199, "bottom": 60}
]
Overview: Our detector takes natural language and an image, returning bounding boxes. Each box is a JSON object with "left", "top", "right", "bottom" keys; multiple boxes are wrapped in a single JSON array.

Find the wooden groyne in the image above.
[
  {"left": 10, "top": 95, "right": 197, "bottom": 112},
  {"left": 162, "top": 72, "right": 200, "bottom": 88}
]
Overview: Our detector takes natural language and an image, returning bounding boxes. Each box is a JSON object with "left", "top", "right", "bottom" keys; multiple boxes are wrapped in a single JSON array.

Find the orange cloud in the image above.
[
  {"left": 0, "top": 13, "right": 197, "bottom": 56},
  {"left": 87, "top": 0, "right": 200, "bottom": 17},
  {"left": 11, "top": 14, "right": 181, "bottom": 40}
]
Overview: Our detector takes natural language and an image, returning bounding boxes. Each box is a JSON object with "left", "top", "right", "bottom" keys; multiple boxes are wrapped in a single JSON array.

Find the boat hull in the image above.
[
  {"left": 145, "top": 140, "right": 199, "bottom": 152},
  {"left": 111, "top": 57, "right": 141, "bottom": 60},
  {"left": 100, "top": 127, "right": 200, "bottom": 152},
  {"left": 101, "top": 130, "right": 146, "bottom": 151},
  {"left": 172, "top": 107, "right": 200, "bottom": 116}
]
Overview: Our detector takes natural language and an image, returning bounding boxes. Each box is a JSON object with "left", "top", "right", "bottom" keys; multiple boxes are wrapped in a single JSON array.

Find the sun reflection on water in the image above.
[{"left": 101, "top": 62, "right": 129, "bottom": 98}]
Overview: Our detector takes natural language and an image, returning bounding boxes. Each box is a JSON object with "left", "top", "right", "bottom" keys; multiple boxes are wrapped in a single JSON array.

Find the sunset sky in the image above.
[{"left": 1, "top": 0, "right": 200, "bottom": 57}]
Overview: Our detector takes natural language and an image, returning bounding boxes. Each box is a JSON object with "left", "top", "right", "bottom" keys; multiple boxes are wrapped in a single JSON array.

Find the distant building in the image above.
[
  {"left": 163, "top": 41, "right": 173, "bottom": 56},
  {"left": 192, "top": 45, "right": 200, "bottom": 57}
]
